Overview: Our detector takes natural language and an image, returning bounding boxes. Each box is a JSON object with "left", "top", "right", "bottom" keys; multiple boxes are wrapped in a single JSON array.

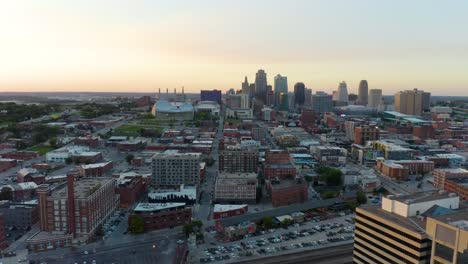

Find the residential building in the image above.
[
  {"left": 395, "top": 88, "right": 429, "bottom": 116},
  {"left": 376, "top": 160, "right": 434, "bottom": 180},
  {"left": 444, "top": 178, "right": 468, "bottom": 200},
  {"left": 368, "top": 89, "right": 382, "bottom": 109},
  {"left": 214, "top": 172, "right": 258, "bottom": 204},
  {"left": 27, "top": 176, "right": 119, "bottom": 251},
  {"left": 219, "top": 147, "right": 258, "bottom": 173},
  {"left": 433, "top": 168, "right": 468, "bottom": 189},
  {"left": 152, "top": 150, "right": 201, "bottom": 187},
  {"left": 354, "top": 126, "right": 380, "bottom": 145},
  {"left": 130, "top": 202, "right": 191, "bottom": 231}
]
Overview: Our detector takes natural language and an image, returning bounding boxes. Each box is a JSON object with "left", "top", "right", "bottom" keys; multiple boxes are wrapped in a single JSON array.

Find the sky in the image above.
[{"left": 1, "top": 0, "right": 468, "bottom": 95}]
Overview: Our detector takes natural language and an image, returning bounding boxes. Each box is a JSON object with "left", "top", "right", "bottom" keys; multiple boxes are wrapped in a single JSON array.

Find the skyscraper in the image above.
[
  {"left": 255, "top": 69, "right": 267, "bottom": 102},
  {"left": 395, "top": 88, "right": 428, "bottom": 116},
  {"left": 368, "top": 89, "right": 382, "bottom": 109},
  {"left": 278, "top": 92, "right": 289, "bottom": 111},
  {"left": 311, "top": 91, "right": 333, "bottom": 113},
  {"left": 304, "top": 88, "right": 312, "bottom": 107},
  {"left": 241, "top": 76, "right": 250, "bottom": 95},
  {"left": 294, "top": 82, "right": 306, "bottom": 107},
  {"left": 274, "top": 74, "right": 288, "bottom": 107},
  {"left": 422, "top": 92, "right": 431, "bottom": 112},
  {"left": 357, "top": 80, "right": 369, "bottom": 105},
  {"left": 336, "top": 81, "right": 349, "bottom": 102}
]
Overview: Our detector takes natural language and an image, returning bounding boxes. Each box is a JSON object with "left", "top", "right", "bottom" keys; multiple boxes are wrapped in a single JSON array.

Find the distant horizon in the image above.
[{"left": 1, "top": 1, "right": 468, "bottom": 95}]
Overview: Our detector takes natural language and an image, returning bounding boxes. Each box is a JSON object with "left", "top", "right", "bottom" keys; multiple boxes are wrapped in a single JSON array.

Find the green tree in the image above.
[
  {"left": 357, "top": 191, "right": 367, "bottom": 205},
  {"left": 322, "top": 191, "right": 336, "bottom": 199},
  {"left": 129, "top": 216, "right": 145, "bottom": 233},
  {"left": 183, "top": 223, "right": 193, "bottom": 237},
  {"left": 256, "top": 186, "right": 263, "bottom": 202},
  {"left": 126, "top": 154, "right": 135, "bottom": 164},
  {"left": 49, "top": 137, "right": 57, "bottom": 148},
  {"left": 262, "top": 217, "right": 274, "bottom": 229},
  {"left": 281, "top": 218, "right": 294, "bottom": 227},
  {"left": 0, "top": 187, "right": 13, "bottom": 200},
  {"left": 192, "top": 220, "right": 203, "bottom": 230}
]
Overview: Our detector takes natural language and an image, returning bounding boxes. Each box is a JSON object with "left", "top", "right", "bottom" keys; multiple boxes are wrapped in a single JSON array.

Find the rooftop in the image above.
[
  {"left": 214, "top": 204, "right": 247, "bottom": 212},
  {"left": 387, "top": 191, "right": 458, "bottom": 204},
  {"left": 51, "top": 177, "right": 114, "bottom": 199},
  {"left": 134, "top": 202, "right": 186, "bottom": 212},
  {"left": 148, "top": 185, "right": 197, "bottom": 200},
  {"left": 155, "top": 100, "right": 194, "bottom": 113},
  {"left": 431, "top": 209, "right": 468, "bottom": 230},
  {"left": 359, "top": 205, "right": 427, "bottom": 234},
  {"left": 80, "top": 161, "right": 112, "bottom": 169}
]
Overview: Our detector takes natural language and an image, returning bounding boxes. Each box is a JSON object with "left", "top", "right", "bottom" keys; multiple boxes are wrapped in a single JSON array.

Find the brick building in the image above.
[
  {"left": 376, "top": 160, "right": 434, "bottom": 180},
  {"left": 300, "top": 109, "right": 316, "bottom": 128},
  {"left": 1, "top": 151, "right": 39, "bottom": 161},
  {"left": 444, "top": 178, "right": 468, "bottom": 200},
  {"left": 433, "top": 168, "right": 468, "bottom": 189},
  {"left": 267, "top": 178, "right": 308, "bottom": 207},
  {"left": 26, "top": 176, "right": 119, "bottom": 252},
  {"left": 265, "top": 150, "right": 291, "bottom": 164},
  {"left": 79, "top": 161, "right": 113, "bottom": 177},
  {"left": 74, "top": 136, "right": 100, "bottom": 148},
  {"left": 130, "top": 202, "right": 191, "bottom": 231},
  {"left": 264, "top": 164, "right": 297, "bottom": 180},
  {"left": 0, "top": 213, "right": 7, "bottom": 250},
  {"left": 213, "top": 204, "right": 248, "bottom": 220},
  {"left": 0, "top": 158, "right": 17, "bottom": 172},
  {"left": 354, "top": 126, "right": 380, "bottom": 145},
  {"left": 214, "top": 172, "right": 258, "bottom": 204},
  {"left": 0, "top": 200, "right": 39, "bottom": 229},
  {"left": 219, "top": 148, "right": 258, "bottom": 173},
  {"left": 117, "top": 140, "right": 146, "bottom": 152},
  {"left": 412, "top": 125, "right": 435, "bottom": 140},
  {"left": 115, "top": 176, "right": 146, "bottom": 208}
]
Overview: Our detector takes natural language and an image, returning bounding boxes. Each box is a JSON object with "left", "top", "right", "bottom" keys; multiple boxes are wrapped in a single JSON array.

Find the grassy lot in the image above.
[
  {"left": 28, "top": 145, "right": 56, "bottom": 155},
  {"left": 114, "top": 124, "right": 162, "bottom": 137},
  {"left": 225, "top": 118, "right": 241, "bottom": 124}
]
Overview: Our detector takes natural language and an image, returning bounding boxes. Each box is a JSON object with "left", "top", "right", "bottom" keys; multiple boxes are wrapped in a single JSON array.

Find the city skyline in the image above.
[{"left": 1, "top": 0, "right": 468, "bottom": 95}]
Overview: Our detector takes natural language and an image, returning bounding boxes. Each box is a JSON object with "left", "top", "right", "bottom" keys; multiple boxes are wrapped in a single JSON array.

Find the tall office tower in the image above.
[
  {"left": 304, "top": 88, "right": 312, "bottom": 107},
  {"left": 353, "top": 192, "right": 461, "bottom": 264},
  {"left": 278, "top": 92, "right": 289, "bottom": 111},
  {"left": 395, "top": 88, "right": 427, "bottom": 116},
  {"left": 200, "top": 90, "right": 222, "bottom": 104},
  {"left": 336, "top": 81, "right": 349, "bottom": 102},
  {"left": 242, "top": 76, "right": 250, "bottom": 95},
  {"left": 294, "top": 82, "right": 306, "bottom": 107},
  {"left": 332, "top": 91, "right": 338, "bottom": 101},
  {"left": 266, "top": 90, "right": 275, "bottom": 106},
  {"left": 219, "top": 148, "right": 259, "bottom": 173},
  {"left": 422, "top": 92, "right": 431, "bottom": 112},
  {"left": 226, "top": 94, "right": 242, "bottom": 108},
  {"left": 311, "top": 91, "right": 333, "bottom": 113},
  {"left": 240, "top": 93, "right": 250, "bottom": 109},
  {"left": 357, "top": 80, "right": 369, "bottom": 105},
  {"left": 274, "top": 74, "right": 288, "bottom": 107},
  {"left": 226, "top": 88, "right": 236, "bottom": 95},
  {"left": 368, "top": 89, "right": 382, "bottom": 109},
  {"left": 288, "top": 92, "right": 295, "bottom": 110},
  {"left": 255, "top": 69, "right": 267, "bottom": 102}
]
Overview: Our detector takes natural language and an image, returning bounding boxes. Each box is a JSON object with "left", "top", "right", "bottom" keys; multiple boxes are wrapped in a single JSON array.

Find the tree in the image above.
[
  {"left": 256, "top": 186, "right": 263, "bottom": 202},
  {"left": 129, "top": 216, "right": 145, "bottom": 233},
  {"left": 126, "top": 154, "right": 135, "bottom": 164},
  {"left": 0, "top": 187, "right": 13, "bottom": 200},
  {"left": 322, "top": 191, "right": 336, "bottom": 199},
  {"left": 281, "top": 218, "right": 294, "bottom": 227},
  {"left": 183, "top": 223, "right": 193, "bottom": 237},
  {"left": 262, "top": 217, "right": 274, "bottom": 229},
  {"left": 192, "top": 220, "right": 203, "bottom": 231},
  {"left": 318, "top": 167, "right": 343, "bottom": 186},
  {"left": 357, "top": 191, "right": 367, "bottom": 205},
  {"left": 49, "top": 137, "right": 57, "bottom": 148}
]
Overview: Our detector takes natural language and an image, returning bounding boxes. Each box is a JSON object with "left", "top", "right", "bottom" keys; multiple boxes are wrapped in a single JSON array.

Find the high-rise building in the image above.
[
  {"left": 311, "top": 91, "right": 333, "bottom": 113},
  {"left": 336, "top": 81, "right": 349, "bottom": 102},
  {"left": 152, "top": 150, "right": 201, "bottom": 186},
  {"left": 304, "top": 88, "right": 312, "bottom": 107},
  {"left": 226, "top": 94, "right": 242, "bottom": 108},
  {"left": 274, "top": 74, "right": 288, "bottom": 107},
  {"left": 255, "top": 69, "right": 267, "bottom": 102},
  {"left": 422, "top": 92, "right": 431, "bottom": 112},
  {"left": 241, "top": 76, "right": 250, "bottom": 95},
  {"left": 294, "top": 82, "right": 306, "bottom": 107},
  {"left": 266, "top": 90, "right": 275, "bottom": 106},
  {"left": 240, "top": 93, "right": 250, "bottom": 109},
  {"left": 226, "top": 88, "right": 236, "bottom": 95},
  {"left": 200, "top": 90, "right": 222, "bottom": 104},
  {"left": 357, "top": 80, "right": 369, "bottom": 106},
  {"left": 368, "top": 89, "right": 382, "bottom": 109},
  {"left": 248, "top": 83, "right": 256, "bottom": 98},
  {"left": 278, "top": 92, "right": 289, "bottom": 111},
  {"left": 354, "top": 125, "right": 380, "bottom": 145},
  {"left": 353, "top": 192, "right": 460, "bottom": 264},
  {"left": 395, "top": 88, "right": 429, "bottom": 116}
]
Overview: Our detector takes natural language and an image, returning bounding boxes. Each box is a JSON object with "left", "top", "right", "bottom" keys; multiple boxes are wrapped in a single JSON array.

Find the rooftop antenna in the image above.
[
  {"left": 182, "top": 86, "right": 185, "bottom": 101},
  {"left": 166, "top": 88, "right": 169, "bottom": 99}
]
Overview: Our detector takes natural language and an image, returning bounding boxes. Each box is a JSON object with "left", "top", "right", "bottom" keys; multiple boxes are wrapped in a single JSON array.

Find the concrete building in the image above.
[
  {"left": 0, "top": 201, "right": 39, "bottom": 229},
  {"left": 27, "top": 176, "right": 119, "bottom": 251},
  {"left": 444, "top": 178, "right": 468, "bottom": 201},
  {"left": 425, "top": 209, "right": 468, "bottom": 263},
  {"left": 433, "top": 168, "right": 468, "bottom": 189},
  {"left": 195, "top": 101, "right": 220, "bottom": 116},
  {"left": 336, "top": 81, "right": 349, "bottom": 103},
  {"left": 130, "top": 202, "right": 191, "bottom": 231},
  {"left": 219, "top": 148, "right": 258, "bottom": 173},
  {"left": 311, "top": 91, "right": 333, "bottom": 113},
  {"left": 367, "top": 89, "right": 382, "bottom": 109},
  {"left": 395, "top": 88, "right": 430, "bottom": 116},
  {"left": 353, "top": 192, "right": 460, "bottom": 264},
  {"left": 357, "top": 80, "right": 368, "bottom": 106},
  {"left": 214, "top": 172, "right": 258, "bottom": 204},
  {"left": 46, "top": 146, "right": 100, "bottom": 163},
  {"left": 151, "top": 150, "right": 201, "bottom": 187}
]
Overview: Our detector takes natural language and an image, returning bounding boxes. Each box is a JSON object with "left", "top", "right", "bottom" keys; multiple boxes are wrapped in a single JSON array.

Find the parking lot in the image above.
[{"left": 197, "top": 214, "right": 355, "bottom": 263}]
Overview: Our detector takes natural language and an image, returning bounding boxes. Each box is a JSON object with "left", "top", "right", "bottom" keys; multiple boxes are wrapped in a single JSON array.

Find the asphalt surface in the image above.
[{"left": 231, "top": 243, "right": 353, "bottom": 264}]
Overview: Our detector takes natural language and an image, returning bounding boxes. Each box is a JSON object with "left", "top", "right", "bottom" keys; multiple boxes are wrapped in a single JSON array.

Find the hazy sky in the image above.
[{"left": 1, "top": 0, "right": 468, "bottom": 95}]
